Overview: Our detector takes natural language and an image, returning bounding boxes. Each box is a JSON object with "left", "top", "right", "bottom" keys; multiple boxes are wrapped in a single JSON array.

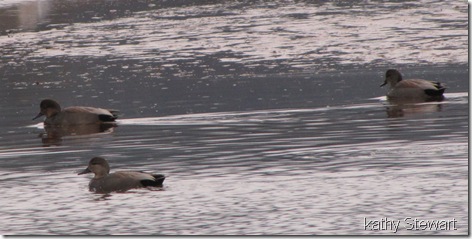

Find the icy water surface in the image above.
[{"left": 0, "top": 0, "right": 468, "bottom": 235}]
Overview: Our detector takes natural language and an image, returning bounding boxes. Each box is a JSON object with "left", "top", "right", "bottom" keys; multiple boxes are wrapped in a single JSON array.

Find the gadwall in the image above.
[
  {"left": 380, "top": 69, "right": 446, "bottom": 101},
  {"left": 33, "top": 99, "right": 118, "bottom": 125},
  {"left": 78, "top": 157, "right": 165, "bottom": 193}
]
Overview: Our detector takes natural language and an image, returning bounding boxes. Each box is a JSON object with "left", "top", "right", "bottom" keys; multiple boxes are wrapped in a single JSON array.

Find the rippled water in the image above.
[{"left": 0, "top": 0, "right": 468, "bottom": 235}]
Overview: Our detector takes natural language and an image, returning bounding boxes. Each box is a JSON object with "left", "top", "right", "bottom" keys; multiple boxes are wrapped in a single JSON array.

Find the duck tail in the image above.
[
  {"left": 98, "top": 109, "right": 119, "bottom": 122},
  {"left": 108, "top": 109, "right": 120, "bottom": 119},
  {"left": 424, "top": 82, "right": 446, "bottom": 97},
  {"left": 99, "top": 115, "right": 117, "bottom": 122},
  {"left": 424, "top": 88, "right": 445, "bottom": 97},
  {"left": 141, "top": 174, "right": 165, "bottom": 187},
  {"left": 434, "top": 82, "right": 446, "bottom": 90}
]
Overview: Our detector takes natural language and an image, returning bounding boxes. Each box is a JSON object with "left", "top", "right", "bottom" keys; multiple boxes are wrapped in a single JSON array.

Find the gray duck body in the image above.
[
  {"left": 381, "top": 69, "right": 446, "bottom": 101},
  {"left": 34, "top": 99, "right": 118, "bottom": 125},
  {"left": 78, "top": 157, "right": 165, "bottom": 193}
]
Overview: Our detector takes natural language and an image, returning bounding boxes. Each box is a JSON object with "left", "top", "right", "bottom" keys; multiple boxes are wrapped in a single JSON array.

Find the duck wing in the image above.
[
  {"left": 397, "top": 79, "right": 446, "bottom": 96},
  {"left": 423, "top": 81, "right": 446, "bottom": 96},
  {"left": 116, "top": 171, "right": 165, "bottom": 187},
  {"left": 64, "top": 106, "right": 118, "bottom": 122}
]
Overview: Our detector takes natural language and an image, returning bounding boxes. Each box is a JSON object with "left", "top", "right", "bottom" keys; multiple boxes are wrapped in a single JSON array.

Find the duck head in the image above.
[
  {"left": 78, "top": 157, "right": 111, "bottom": 178},
  {"left": 33, "top": 99, "right": 62, "bottom": 120},
  {"left": 381, "top": 69, "right": 403, "bottom": 88}
]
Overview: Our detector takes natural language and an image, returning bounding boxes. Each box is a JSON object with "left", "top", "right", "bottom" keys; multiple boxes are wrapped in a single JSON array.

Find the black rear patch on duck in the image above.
[
  {"left": 98, "top": 114, "right": 117, "bottom": 122},
  {"left": 141, "top": 174, "right": 165, "bottom": 187},
  {"left": 424, "top": 82, "right": 446, "bottom": 97},
  {"left": 424, "top": 88, "right": 445, "bottom": 96}
]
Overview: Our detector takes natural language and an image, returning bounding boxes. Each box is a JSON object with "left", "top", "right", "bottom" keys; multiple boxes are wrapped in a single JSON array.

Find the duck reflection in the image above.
[
  {"left": 40, "top": 123, "right": 116, "bottom": 146},
  {"left": 385, "top": 98, "right": 444, "bottom": 118},
  {"left": 0, "top": 0, "right": 51, "bottom": 33}
]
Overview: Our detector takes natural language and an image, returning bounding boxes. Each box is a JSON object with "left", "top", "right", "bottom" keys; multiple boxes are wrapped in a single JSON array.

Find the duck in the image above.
[
  {"left": 78, "top": 157, "right": 165, "bottom": 193},
  {"left": 33, "top": 99, "right": 118, "bottom": 125},
  {"left": 380, "top": 69, "right": 446, "bottom": 101}
]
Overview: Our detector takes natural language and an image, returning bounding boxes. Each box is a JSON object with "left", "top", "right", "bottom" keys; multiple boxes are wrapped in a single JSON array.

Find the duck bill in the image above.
[
  {"left": 380, "top": 81, "right": 387, "bottom": 87},
  {"left": 78, "top": 168, "right": 92, "bottom": 175},
  {"left": 32, "top": 112, "right": 44, "bottom": 120}
]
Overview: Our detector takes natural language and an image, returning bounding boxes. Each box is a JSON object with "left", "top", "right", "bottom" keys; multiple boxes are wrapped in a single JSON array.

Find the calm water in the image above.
[{"left": 0, "top": 0, "right": 468, "bottom": 235}]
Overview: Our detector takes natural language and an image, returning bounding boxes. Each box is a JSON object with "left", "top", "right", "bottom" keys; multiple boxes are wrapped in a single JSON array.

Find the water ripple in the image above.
[{"left": 0, "top": 0, "right": 467, "bottom": 74}]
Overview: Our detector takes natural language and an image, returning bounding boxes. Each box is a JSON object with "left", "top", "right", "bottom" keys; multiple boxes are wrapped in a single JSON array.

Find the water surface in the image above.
[{"left": 0, "top": 0, "right": 468, "bottom": 235}]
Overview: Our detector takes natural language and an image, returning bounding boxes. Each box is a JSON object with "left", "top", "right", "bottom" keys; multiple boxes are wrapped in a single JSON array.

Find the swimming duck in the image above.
[
  {"left": 33, "top": 99, "right": 118, "bottom": 125},
  {"left": 380, "top": 69, "right": 446, "bottom": 101},
  {"left": 78, "top": 157, "right": 165, "bottom": 193}
]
